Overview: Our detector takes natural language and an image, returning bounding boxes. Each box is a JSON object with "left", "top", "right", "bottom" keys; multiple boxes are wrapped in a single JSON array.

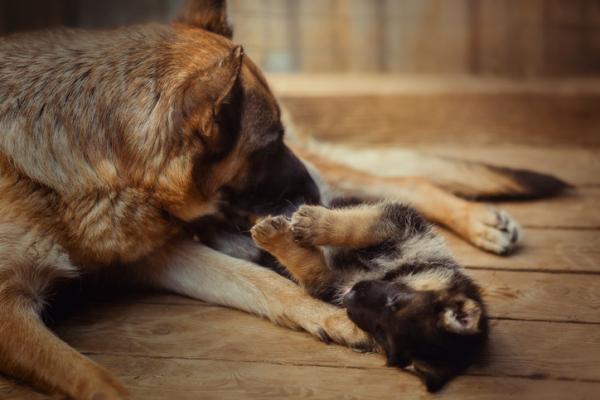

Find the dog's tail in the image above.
[
  {"left": 282, "top": 106, "right": 571, "bottom": 200},
  {"left": 298, "top": 140, "right": 570, "bottom": 200}
]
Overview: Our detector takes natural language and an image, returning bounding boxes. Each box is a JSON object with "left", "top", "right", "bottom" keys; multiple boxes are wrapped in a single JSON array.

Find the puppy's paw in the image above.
[
  {"left": 290, "top": 205, "right": 330, "bottom": 246},
  {"left": 466, "top": 204, "right": 522, "bottom": 255},
  {"left": 251, "top": 216, "right": 291, "bottom": 250},
  {"left": 316, "top": 309, "right": 377, "bottom": 352}
]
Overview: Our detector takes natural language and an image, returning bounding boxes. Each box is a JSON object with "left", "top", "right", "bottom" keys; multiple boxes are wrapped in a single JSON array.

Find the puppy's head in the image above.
[
  {"left": 171, "top": 1, "right": 319, "bottom": 220},
  {"left": 343, "top": 280, "right": 488, "bottom": 392}
]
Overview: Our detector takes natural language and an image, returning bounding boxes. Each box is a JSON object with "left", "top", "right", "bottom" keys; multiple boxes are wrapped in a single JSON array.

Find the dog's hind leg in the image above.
[
  {"left": 250, "top": 216, "right": 334, "bottom": 297},
  {"left": 295, "top": 147, "right": 522, "bottom": 255},
  {"left": 135, "top": 239, "right": 374, "bottom": 350},
  {"left": 0, "top": 231, "right": 129, "bottom": 399}
]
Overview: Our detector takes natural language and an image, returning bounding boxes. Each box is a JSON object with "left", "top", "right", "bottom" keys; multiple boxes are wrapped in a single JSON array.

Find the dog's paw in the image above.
[
  {"left": 465, "top": 204, "right": 522, "bottom": 255},
  {"left": 290, "top": 205, "right": 330, "bottom": 246},
  {"left": 313, "top": 309, "right": 377, "bottom": 352},
  {"left": 251, "top": 216, "right": 291, "bottom": 249}
]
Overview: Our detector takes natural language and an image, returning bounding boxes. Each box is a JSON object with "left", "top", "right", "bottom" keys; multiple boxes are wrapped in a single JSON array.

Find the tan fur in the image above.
[
  {"left": 252, "top": 202, "right": 459, "bottom": 297},
  {"left": 291, "top": 204, "right": 386, "bottom": 248},
  {"left": 252, "top": 204, "right": 389, "bottom": 295},
  {"left": 251, "top": 216, "right": 334, "bottom": 294},
  {"left": 292, "top": 144, "right": 521, "bottom": 254},
  {"left": 131, "top": 239, "right": 369, "bottom": 348},
  {"left": 0, "top": 15, "right": 366, "bottom": 399}
]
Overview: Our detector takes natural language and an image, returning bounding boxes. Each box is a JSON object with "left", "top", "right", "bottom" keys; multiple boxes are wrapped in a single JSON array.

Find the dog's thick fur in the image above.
[
  {"left": 0, "top": 1, "right": 569, "bottom": 398},
  {"left": 252, "top": 200, "right": 488, "bottom": 392},
  {"left": 0, "top": 3, "right": 364, "bottom": 398}
]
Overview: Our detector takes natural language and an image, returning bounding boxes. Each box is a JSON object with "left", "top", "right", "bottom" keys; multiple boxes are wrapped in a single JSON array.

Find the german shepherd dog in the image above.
[
  {"left": 251, "top": 200, "right": 488, "bottom": 392},
  {"left": 0, "top": 0, "right": 568, "bottom": 398}
]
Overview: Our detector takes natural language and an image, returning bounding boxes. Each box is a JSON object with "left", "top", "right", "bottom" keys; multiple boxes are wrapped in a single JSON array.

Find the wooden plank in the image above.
[
  {"left": 229, "top": 0, "right": 269, "bottom": 68},
  {"left": 0, "top": 379, "right": 51, "bottom": 400},
  {"left": 485, "top": 319, "right": 600, "bottom": 381},
  {"left": 347, "top": 0, "right": 382, "bottom": 72},
  {"left": 109, "top": 264, "right": 600, "bottom": 324},
  {"left": 403, "top": 0, "right": 471, "bottom": 74},
  {"left": 497, "top": 188, "right": 600, "bottom": 229},
  {"left": 91, "top": 354, "right": 600, "bottom": 399},
  {"left": 53, "top": 301, "right": 384, "bottom": 369},
  {"left": 3, "top": 354, "right": 600, "bottom": 400},
  {"left": 51, "top": 301, "right": 600, "bottom": 381},
  {"left": 269, "top": 75, "right": 600, "bottom": 96},
  {"left": 280, "top": 94, "right": 600, "bottom": 147},
  {"left": 442, "top": 228, "right": 600, "bottom": 273},
  {"left": 297, "top": 1, "right": 337, "bottom": 72},
  {"left": 468, "top": 269, "right": 600, "bottom": 323}
]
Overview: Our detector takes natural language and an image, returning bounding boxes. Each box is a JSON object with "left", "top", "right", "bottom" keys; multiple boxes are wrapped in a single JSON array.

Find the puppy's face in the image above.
[{"left": 343, "top": 280, "right": 488, "bottom": 392}]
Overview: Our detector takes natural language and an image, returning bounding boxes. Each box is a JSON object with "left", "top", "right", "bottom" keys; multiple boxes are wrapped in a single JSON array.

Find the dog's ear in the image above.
[
  {"left": 440, "top": 298, "right": 482, "bottom": 335},
  {"left": 178, "top": 45, "right": 243, "bottom": 146},
  {"left": 175, "top": 0, "right": 233, "bottom": 38}
]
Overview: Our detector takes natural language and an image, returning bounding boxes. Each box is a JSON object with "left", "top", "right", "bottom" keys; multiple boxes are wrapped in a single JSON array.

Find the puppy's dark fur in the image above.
[{"left": 251, "top": 199, "right": 488, "bottom": 392}]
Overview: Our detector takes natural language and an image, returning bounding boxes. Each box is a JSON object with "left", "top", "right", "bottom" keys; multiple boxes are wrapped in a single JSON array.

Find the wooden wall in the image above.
[
  {"left": 229, "top": 0, "right": 600, "bottom": 77},
  {"left": 1, "top": 0, "right": 599, "bottom": 77}
]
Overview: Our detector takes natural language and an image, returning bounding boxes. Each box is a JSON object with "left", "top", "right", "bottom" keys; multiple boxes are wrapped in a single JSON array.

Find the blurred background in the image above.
[
  {"left": 1, "top": 0, "right": 599, "bottom": 78},
  {"left": 1, "top": 0, "right": 598, "bottom": 149}
]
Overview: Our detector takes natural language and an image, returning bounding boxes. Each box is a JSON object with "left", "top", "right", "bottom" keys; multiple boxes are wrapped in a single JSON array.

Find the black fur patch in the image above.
[
  {"left": 382, "top": 203, "right": 429, "bottom": 236},
  {"left": 328, "top": 196, "right": 370, "bottom": 208},
  {"left": 483, "top": 165, "right": 572, "bottom": 200}
]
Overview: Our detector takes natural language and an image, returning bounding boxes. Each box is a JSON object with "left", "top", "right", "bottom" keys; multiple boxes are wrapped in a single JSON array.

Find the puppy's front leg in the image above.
[
  {"left": 295, "top": 146, "right": 522, "bottom": 255},
  {"left": 250, "top": 216, "right": 334, "bottom": 297},
  {"left": 290, "top": 204, "right": 387, "bottom": 248},
  {"left": 137, "top": 240, "right": 373, "bottom": 349}
]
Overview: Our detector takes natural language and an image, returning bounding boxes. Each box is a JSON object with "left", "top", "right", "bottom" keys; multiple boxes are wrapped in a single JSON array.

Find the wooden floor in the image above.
[{"left": 1, "top": 77, "right": 599, "bottom": 399}]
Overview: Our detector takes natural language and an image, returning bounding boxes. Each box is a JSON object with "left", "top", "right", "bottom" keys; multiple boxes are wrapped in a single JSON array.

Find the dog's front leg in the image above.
[
  {"left": 136, "top": 239, "right": 373, "bottom": 349},
  {"left": 0, "top": 272, "right": 129, "bottom": 400}
]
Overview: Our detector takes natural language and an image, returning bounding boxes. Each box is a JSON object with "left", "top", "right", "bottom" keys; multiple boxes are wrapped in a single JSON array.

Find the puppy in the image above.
[{"left": 251, "top": 199, "right": 488, "bottom": 391}]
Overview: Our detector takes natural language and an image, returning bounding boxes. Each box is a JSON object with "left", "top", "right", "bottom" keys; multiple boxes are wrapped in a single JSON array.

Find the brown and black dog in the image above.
[{"left": 0, "top": 0, "right": 568, "bottom": 398}]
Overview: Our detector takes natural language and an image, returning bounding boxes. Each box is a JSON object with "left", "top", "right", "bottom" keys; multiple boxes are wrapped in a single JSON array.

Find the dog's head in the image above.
[
  {"left": 343, "top": 280, "right": 488, "bottom": 392},
  {"left": 170, "top": 0, "right": 319, "bottom": 220}
]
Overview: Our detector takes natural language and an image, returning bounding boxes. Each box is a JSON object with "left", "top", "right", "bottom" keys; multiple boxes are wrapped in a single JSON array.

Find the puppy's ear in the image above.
[
  {"left": 440, "top": 298, "right": 482, "bottom": 335},
  {"left": 178, "top": 46, "right": 243, "bottom": 144},
  {"left": 175, "top": 0, "right": 233, "bottom": 38}
]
